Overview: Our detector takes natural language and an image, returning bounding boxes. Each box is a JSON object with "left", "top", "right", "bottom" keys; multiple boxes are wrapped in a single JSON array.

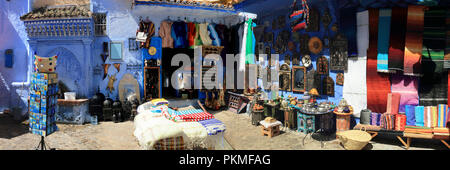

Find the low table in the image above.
[
  {"left": 56, "top": 99, "right": 92, "bottom": 125},
  {"left": 294, "top": 107, "right": 335, "bottom": 148}
]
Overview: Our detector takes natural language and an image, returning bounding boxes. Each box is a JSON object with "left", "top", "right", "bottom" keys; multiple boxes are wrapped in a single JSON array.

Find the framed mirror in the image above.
[
  {"left": 292, "top": 66, "right": 306, "bottom": 93},
  {"left": 279, "top": 64, "right": 291, "bottom": 91},
  {"left": 110, "top": 41, "right": 123, "bottom": 61},
  {"left": 330, "top": 33, "right": 348, "bottom": 71}
]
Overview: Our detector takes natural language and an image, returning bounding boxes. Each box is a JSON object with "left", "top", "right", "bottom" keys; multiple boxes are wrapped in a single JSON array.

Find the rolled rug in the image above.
[
  {"left": 386, "top": 93, "right": 401, "bottom": 115},
  {"left": 395, "top": 114, "right": 407, "bottom": 131},
  {"left": 424, "top": 106, "right": 432, "bottom": 128}
]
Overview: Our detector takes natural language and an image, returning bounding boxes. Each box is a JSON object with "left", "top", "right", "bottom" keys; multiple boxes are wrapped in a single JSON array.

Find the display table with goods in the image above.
[
  {"left": 134, "top": 99, "right": 226, "bottom": 150},
  {"left": 56, "top": 99, "right": 93, "bottom": 125}
]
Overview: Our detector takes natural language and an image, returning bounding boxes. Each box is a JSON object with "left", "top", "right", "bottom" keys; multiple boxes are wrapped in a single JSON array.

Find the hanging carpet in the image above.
[
  {"left": 388, "top": 7, "right": 408, "bottom": 72},
  {"left": 404, "top": 5, "right": 425, "bottom": 76},
  {"left": 391, "top": 74, "right": 419, "bottom": 113},
  {"left": 376, "top": 9, "right": 392, "bottom": 73}
]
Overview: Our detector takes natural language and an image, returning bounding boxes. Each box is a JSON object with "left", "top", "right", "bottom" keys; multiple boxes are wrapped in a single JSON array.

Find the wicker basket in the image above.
[{"left": 336, "top": 128, "right": 372, "bottom": 150}]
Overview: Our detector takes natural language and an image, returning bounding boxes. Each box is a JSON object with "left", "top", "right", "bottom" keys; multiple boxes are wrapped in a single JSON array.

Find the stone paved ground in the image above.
[{"left": 0, "top": 111, "right": 448, "bottom": 150}]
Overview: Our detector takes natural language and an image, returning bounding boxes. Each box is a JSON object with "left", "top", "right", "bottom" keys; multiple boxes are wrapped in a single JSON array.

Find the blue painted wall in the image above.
[
  {"left": 242, "top": 0, "right": 344, "bottom": 105},
  {"left": 0, "top": 0, "right": 32, "bottom": 119}
]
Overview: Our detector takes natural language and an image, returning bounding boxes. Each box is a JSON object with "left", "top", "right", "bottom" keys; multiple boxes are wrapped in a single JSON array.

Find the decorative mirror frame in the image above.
[
  {"left": 292, "top": 66, "right": 306, "bottom": 93},
  {"left": 306, "top": 8, "right": 320, "bottom": 32},
  {"left": 323, "top": 76, "right": 335, "bottom": 97},
  {"left": 279, "top": 63, "right": 292, "bottom": 91},
  {"left": 330, "top": 33, "right": 348, "bottom": 71},
  {"left": 317, "top": 56, "right": 329, "bottom": 75}
]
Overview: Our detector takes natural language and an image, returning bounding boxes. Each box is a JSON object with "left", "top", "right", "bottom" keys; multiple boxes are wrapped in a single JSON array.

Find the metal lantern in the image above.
[
  {"left": 102, "top": 98, "right": 113, "bottom": 121},
  {"left": 112, "top": 99, "right": 123, "bottom": 123},
  {"left": 131, "top": 98, "right": 139, "bottom": 120}
]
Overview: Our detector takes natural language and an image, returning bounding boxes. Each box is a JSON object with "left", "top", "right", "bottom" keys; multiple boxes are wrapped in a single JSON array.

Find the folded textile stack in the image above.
[
  {"left": 395, "top": 114, "right": 407, "bottom": 131},
  {"left": 437, "top": 104, "right": 448, "bottom": 127},
  {"left": 432, "top": 127, "right": 450, "bottom": 136},
  {"left": 354, "top": 123, "right": 382, "bottom": 131},
  {"left": 404, "top": 125, "right": 434, "bottom": 139}
]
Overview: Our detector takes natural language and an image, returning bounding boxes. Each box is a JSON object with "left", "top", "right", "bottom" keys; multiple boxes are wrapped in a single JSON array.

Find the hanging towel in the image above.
[
  {"left": 405, "top": 105, "right": 417, "bottom": 126},
  {"left": 415, "top": 106, "right": 425, "bottom": 127},
  {"left": 404, "top": 5, "right": 425, "bottom": 76},
  {"left": 391, "top": 74, "right": 419, "bottom": 113},
  {"left": 438, "top": 104, "right": 448, "bottom": 127},
  {"left": 367, "top": 9, "right": 391, "bottom": 114},
  {"left": 388, "top": 7, "right": 408, "bottom": 72},
  {"left": 340, "top": 7, "right": 358, "bottom": 57},
  {"left": 376, "top": 9, "right": 392, "bottom": 73}
]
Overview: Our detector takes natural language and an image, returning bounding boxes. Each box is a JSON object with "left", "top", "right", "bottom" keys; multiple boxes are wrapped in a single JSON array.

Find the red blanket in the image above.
[{"left": 367, "top": 9, "right": 391, "bottom": 114}]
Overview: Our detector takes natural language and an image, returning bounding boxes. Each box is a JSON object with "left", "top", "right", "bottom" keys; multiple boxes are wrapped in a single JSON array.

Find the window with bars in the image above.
[{"left": 93, "top": 13, "right": 107, "bottom": 36}]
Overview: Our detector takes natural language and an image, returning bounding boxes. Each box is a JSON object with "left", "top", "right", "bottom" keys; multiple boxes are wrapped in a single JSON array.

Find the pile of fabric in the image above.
[
  {"left": 134, "top": 100, "right": 226, "bottom": 150},
  {"left": 404, "top": 126, "right": 434, "bottom": 139}
]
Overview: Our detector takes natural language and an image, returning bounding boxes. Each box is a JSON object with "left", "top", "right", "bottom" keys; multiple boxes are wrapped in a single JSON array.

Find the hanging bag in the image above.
[{"left": 290, "top": 0, "right": 309, "bottom": 32}]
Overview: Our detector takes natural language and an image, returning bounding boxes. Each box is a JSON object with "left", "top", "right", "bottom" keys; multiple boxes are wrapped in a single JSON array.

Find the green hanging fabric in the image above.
[
  {"left": 245, "top": 18, "right": 256, "bottom": 64},
  {"left": 194, "top": 23, "right": 203, "bottom": 46}
]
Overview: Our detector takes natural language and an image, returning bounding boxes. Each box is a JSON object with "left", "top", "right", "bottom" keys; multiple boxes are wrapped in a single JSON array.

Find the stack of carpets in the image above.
[
  {"left": 404, "top": 126, "right": 433, "bottom": 139},
  {"left": 432, "top": 127, "right": 450, "bottom": 140}
]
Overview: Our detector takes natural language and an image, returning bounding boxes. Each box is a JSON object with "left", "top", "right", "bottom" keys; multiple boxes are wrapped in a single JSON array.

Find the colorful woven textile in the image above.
[
  {"left": 404, "top": 126, "right": 433, "bottom": 134},
  {"left": 424, "top": 106, "right": 433, "bottom": 127},
  {"left": 153, "top": 136, "right": 186, "bottom": 150},
  {"left": 415, "top": 106, "right": 425, "bottom": 127},
  {"left": 380, "top": 113, "right": 395, "bottom": 130},
  {"left": 405, "top": 105, "right": 417, "bottom": 126},
  {"left": 377, "top": 9, "right": 392, "bottom": 73},
  {"left": 404, "top": 5, "right": 425, "bottom": 76},
  {"left": 431, "top": 106, "right": 438, "bottom": 127},
  {"left": 391, "top": 74, "right": 419, "bottom": 113},
  {"left": 164, "top": 108, "right": 214, "bottom": 122},
  {"left": 198, "top": 119, "right": 226, "bottom": 136},
  {"left": 367, "top": 8, "right": 391, "bottom": 114},
  {"left": 388, "top": 7, "right": 408, "bottom": 72},
  {"left": 395, "top": 114, "right": 407, "bottom": 131},
  {"left": 386, "top": 93, "right": 401, "bottom": 115},
  {"left": 371, "top": 112, "right": 382, "bottom": 126},
  {"left": 438, "top": 104, "right": 448, "bottom": 127}
]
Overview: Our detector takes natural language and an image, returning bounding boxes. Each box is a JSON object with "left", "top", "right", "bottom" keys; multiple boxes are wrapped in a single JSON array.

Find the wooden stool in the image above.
[{"left": 260, "top": 125, "right": 280, "bottom": 138}]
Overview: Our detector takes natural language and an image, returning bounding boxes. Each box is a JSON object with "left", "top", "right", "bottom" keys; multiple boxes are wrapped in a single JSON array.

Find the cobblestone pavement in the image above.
[{"left": 0, "top": 111, "right": 447, "bottom": 150}]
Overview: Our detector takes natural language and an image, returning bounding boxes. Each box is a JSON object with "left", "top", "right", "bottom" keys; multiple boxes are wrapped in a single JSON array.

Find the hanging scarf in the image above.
[
  {"left": 198, "top": 23, "right": 213, "bottom": 46},
  {"left": 388, "top": 7, "right": 408, "bottom": 72},
  {"left": 245, "top": 18, "right": 256, "bottom": 64},
  {"left": 404, "top": 5, "right": 425, "bottom": 76},
  {"left": 187, "top": 22, "right": 196, "bottom": 49},
  {"left": 376, "top": 9, "right": 392, "bottom": 73},
  {"left": 367, "top": 8, "right": 391, "bottom": 114}
]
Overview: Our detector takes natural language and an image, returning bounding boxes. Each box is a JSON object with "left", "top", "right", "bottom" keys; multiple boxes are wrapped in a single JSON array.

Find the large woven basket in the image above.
[{"left": 336, "top": 129, "right": 372, "bottom": 150}]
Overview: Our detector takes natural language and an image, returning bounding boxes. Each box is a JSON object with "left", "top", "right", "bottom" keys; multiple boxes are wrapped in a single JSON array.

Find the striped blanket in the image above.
[
  {"left": 377, "top": 8, "right": 392, "bottom": 73},
  {"left": 164, "top": 108, "right": 215, "bottom": 122},
  {"left": 198, "top": 119, "right": 226, "bottom": 136}
]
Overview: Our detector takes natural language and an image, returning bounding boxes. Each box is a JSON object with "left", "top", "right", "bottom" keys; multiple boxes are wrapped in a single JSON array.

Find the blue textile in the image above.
[
  {"left": 405, "top": 105, "right": 417, "bottom": 126},
  {"left": 377, "top": 9, "right": 391, "bottom": 72},
  {"left": 198, "top": 119, "right": 226, "bottom": 136},
  {"left": 415, "top": 106, "right": 425, "bottom": 127},
  {"left": 340, "top": 7, "right": 358, "bottom": 57},
  {"left": 171, "top": 21, "right": 188, "bottom": 48},
  {"left": 208, "top": 24, "right": 221, "bottom": 46}
]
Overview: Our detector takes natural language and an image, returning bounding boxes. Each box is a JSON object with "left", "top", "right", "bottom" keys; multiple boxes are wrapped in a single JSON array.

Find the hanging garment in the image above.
[
  {"left": 289, "top": 0, "right": 309, "bottom": 32},
  {"left": 405, "top": 105, "right": 417, "bottom": 126},
  {"left": 171, "top": 21, "right": 188, "bottom": 48},
  {"left": 376, "top": 9, "right": 392, "bottom": 73},
  {"left": 419, "top": 8, "right": 447, "bottom": 106},
  {"left": 139, "top": 21, "right": 155, "bottom": 48},
  {"left": 367, "top": 8, "right": 391, "bottom": 114},
  {"left": 388, "top": 7, "right": 408, "bottom": 72},
  {"left": 230, "top": 24, "right": 242, "bottom": 55},
  {"left": 194, "top": 23, "right": 203, "bottom": 46},
  {"left": 340, "top": 7, "right": 358, "bottom": 57},
  {"left": 415, "top": 106, "right": 424, "bottom": 127},
  {"left": 239, "top": 21, "right": 248, "bottom": 70},
  {"left": 344, "top": 10, "right": 368, "bottom": 118},
  {"left": 159, "top": 21, "right": 174, "bottom": 48},
  {"left": 391, "top": 74, "right": 419, "bottom": 113},
  {"left": 187, "top": 22, "right": 197, "bottom": 49},
  {"left": 198, "top": 23, "right": 213, "bottom": 46},
  {"left": 404, "top": 5, "right": 425, "bottom": 76},
  {"left": 215, "top": 24, "right": 231, "bottom": 62},
  {"left": 208, "top": 23, "right": 221, "bottom": 46},
  {"left": 245, "top": 18, "right": 256, "bottom": 64}
]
